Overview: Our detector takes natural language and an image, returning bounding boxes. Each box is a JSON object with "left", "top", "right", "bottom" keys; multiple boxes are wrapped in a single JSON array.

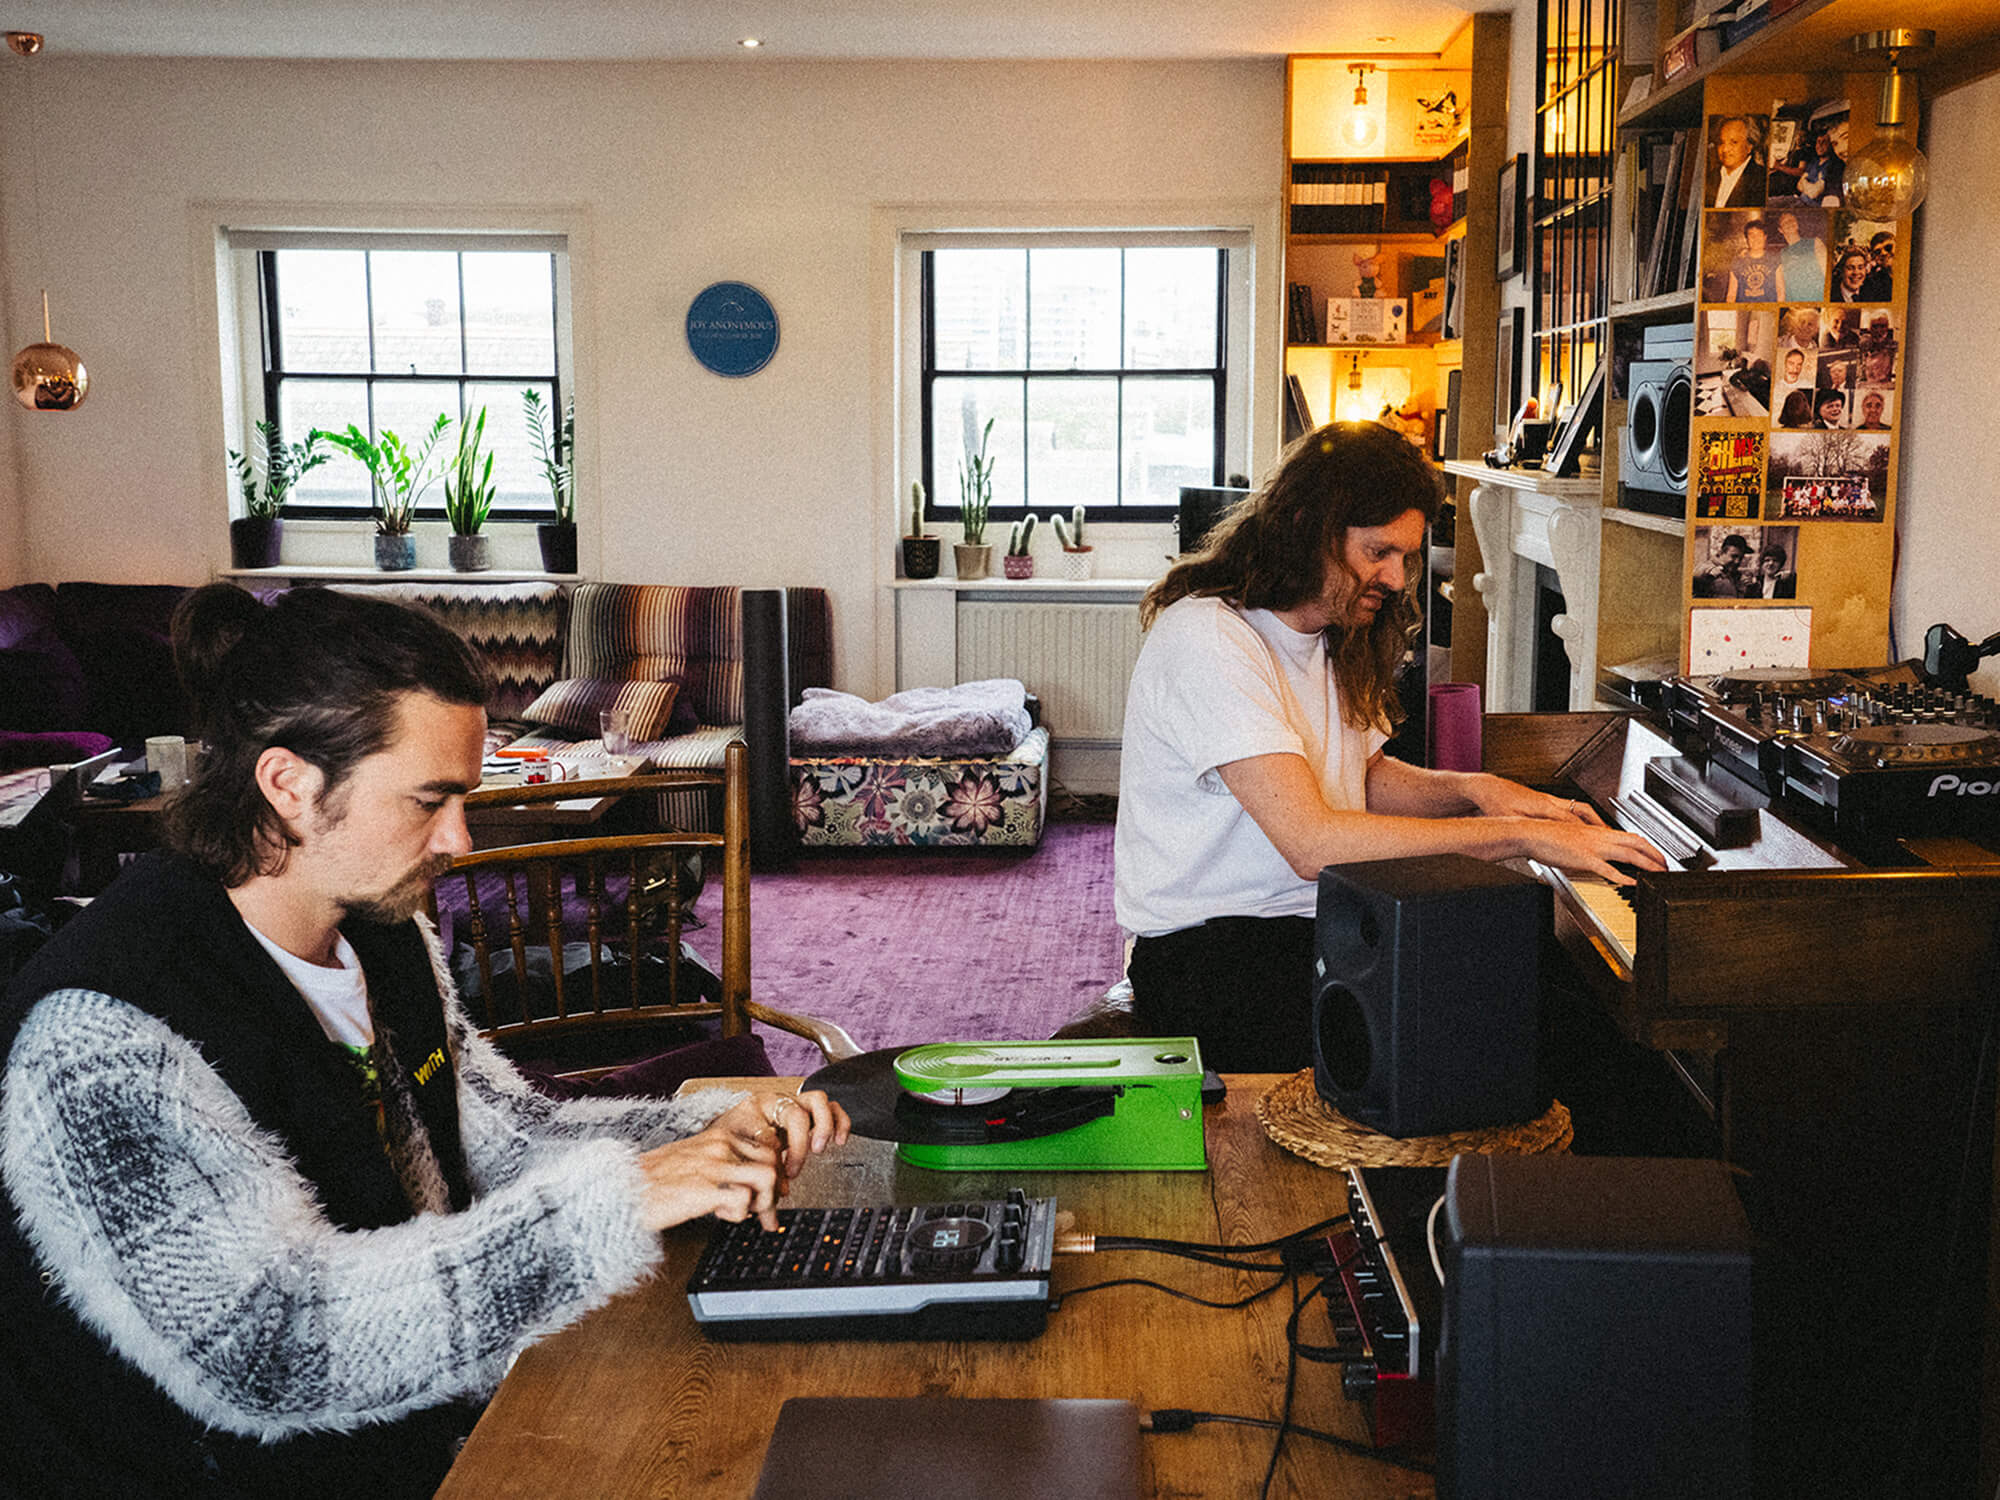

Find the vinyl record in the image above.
[{"left": 803, "top": 1046, "right": 1118, "bottom": 1147}]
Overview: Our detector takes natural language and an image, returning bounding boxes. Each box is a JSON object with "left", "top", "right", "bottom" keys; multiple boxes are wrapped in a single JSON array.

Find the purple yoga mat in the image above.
[{"left": 1428, "top": 682, "right": 1483, "bottom": 772}]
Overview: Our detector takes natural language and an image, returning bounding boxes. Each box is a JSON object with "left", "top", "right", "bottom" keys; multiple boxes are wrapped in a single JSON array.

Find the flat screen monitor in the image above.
[{"left": 1176, "top": 486, "right": 1252, "bottom": 556}]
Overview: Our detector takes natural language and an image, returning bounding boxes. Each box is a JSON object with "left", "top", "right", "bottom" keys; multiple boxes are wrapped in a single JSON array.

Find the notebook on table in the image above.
[{"left": 751, "top": 1396, "right": 1142, "bottom": 1500}]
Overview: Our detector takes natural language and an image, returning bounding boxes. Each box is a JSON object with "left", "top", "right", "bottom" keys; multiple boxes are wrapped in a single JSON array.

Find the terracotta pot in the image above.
[
  {"left": 228, "top": 515, "right": 282, "bottom": 569},
  {"left": 1003, "top": 553, "right": 1036, "bottom": 580},
  {"left": 902, "top": 536, "right": 941, "bottom": 580},
  {"left": 448, "top": 533, "right": 492, "bottom": 572},
  {"left": 952, "top": 542, "right": 992, "bottom": 580},
  {"left": 374, "top": 533, "right": 417, "bottom": 571}
]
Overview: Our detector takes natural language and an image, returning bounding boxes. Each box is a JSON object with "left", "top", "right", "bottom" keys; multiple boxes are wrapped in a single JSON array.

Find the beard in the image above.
[{"left": 342, "top": 851, "right": 456, "bottom": 926}]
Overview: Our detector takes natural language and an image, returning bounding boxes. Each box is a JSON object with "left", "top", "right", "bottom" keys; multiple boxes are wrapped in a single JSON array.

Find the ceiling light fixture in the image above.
[
  {"left": 1339, "top": 62, "right": 1381, "bottom": 151},
  {"left": 1845, "top": 29, "right": 1934, "bottom": 220},
  {"left": 739, "top": 37, "right": 762, "bottom": 48},
  {"left": 7, "top": 32, "right": 89, "bottom": 412}
]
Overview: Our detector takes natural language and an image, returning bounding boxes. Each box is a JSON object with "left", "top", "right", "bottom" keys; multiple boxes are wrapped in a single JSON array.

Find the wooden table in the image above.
[
  {"left": 463, "top": 760, "right": 659, "bottom": 849},
  {"left": 437, "top": 1075, "right": 1436, "bottom": 1500}
]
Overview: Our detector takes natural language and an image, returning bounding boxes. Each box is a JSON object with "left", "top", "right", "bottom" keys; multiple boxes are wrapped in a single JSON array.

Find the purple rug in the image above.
[{"left": 689, "top": 821, "right": 1123, "bottom": 1077}]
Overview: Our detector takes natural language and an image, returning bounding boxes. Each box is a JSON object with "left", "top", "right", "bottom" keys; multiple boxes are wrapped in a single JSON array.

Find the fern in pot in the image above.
[
  {"left": 320, "top": 414, "right": 451, "bottom": 571},
  {"left": 225, "top": 420, "right": 327, "bottom": 569},
  {"left": 523, "top": 389, "right": 576, "bottom": 574},
  {"left": 954, "top": 416, "right": 996, "bottom": 580},
  {"left": 443, "top": 407, "right": 498, "bottom": 572}
]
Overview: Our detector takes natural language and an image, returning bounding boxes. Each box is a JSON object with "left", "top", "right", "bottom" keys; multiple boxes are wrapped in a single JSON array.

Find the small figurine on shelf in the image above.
[{"left": 1354, "top": 251, "right": 1382, "bottom": 300}]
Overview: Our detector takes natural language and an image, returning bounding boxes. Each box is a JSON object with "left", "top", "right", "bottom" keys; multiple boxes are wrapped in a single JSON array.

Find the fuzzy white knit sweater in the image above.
[{"left": 0, "top": 977, "right": 740, "bottom": 1441}]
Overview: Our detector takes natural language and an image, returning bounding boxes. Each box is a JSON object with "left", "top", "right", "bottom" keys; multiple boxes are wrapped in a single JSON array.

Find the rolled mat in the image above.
[{"left": 1428, "top": 681, "right": 1483, "bottom": 772}]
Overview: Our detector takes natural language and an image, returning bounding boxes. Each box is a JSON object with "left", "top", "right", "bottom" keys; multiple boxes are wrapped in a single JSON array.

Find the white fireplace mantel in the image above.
[{"left": 1448, "top": 462, "right": 1609, "bottom": 712}]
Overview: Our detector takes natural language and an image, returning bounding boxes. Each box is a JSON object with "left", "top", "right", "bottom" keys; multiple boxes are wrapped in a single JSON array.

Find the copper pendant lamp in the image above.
[{"left": 7, "top": 31, "right": 90, "bottom": 412}]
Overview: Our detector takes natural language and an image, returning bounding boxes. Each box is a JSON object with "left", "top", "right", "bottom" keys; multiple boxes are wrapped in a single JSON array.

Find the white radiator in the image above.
[{"left": 956, "top": 601, "right": 1144, "bottom": 743}]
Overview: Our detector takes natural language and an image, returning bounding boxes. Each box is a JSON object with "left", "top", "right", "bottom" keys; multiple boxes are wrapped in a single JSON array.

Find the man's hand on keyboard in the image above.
[{"left": 638, "top": 1089, "right": 851, "bottom": 1232}]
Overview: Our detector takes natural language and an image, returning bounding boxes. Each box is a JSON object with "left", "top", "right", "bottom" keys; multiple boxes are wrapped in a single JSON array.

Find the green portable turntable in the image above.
[{"left": 806, "top": 1038, "right": 1209, "bottom": 1172}]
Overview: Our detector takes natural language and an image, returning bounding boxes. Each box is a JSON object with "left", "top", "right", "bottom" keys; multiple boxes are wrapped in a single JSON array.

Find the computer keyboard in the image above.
[{"left": 687, "top": 1190, "right": 1057, "bottom": 1341}]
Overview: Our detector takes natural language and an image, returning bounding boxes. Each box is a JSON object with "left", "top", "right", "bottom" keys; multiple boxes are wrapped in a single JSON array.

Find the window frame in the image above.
[
  {"left": 902, "top": 228, "right": 1255, "bottom": 529},
  {"left": 224, "top": 228, "right": 573, "bottom": 526}
]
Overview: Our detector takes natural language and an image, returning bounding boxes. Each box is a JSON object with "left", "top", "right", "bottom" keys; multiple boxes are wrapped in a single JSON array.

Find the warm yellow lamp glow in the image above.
[
  {"left": 1339, "top": 64, "right": 1382, "bottom": 151},
  {"left": 1845, "top": 30, "right": 1933, "bottom": 220}
]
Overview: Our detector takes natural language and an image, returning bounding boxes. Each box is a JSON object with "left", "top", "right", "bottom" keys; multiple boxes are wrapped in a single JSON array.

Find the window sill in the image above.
[{"left": 220, "top": 565, "right": 579, "bottom": 584}]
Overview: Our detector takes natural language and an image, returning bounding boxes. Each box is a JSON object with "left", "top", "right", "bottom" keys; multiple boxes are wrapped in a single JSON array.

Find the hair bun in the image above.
[{"left": 171, "top": 583, "right": 268, "bottom": 731}]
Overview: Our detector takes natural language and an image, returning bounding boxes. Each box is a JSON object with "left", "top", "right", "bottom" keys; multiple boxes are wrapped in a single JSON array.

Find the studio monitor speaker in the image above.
[
  {"left": 1620, "top": 358, "right": 1693, "bottom": 501},
  {"left": 1311, "top": 855, "right": 1549, "bottom": 1138},
  {"left": 1436, "top": 1153, "right": 1753, "bottom": 1500}
]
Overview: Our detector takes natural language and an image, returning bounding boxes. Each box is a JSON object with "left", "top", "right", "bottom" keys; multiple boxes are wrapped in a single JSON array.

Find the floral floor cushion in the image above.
[{"left": 791, "top": 726, "right": 1049, "bottom": 848}]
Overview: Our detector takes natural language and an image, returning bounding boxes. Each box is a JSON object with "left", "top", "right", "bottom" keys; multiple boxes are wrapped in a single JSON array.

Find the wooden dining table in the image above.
[{"left": 436, "top": 1074, "right": 1438, "bottom": 1500}]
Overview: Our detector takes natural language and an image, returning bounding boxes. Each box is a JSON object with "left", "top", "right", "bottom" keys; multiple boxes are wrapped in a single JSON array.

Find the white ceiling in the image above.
[{"left": 7, "top": 0, "right": 1477, "bottom": 63}]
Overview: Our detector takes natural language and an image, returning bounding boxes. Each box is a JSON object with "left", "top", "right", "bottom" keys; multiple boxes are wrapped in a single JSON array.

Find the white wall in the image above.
[
  {"left": 1897, "top": 68, "right": 2000, "bottom": 695},
  {"left": 0, "top": 55, "right": 1283, "bottom": 692}
]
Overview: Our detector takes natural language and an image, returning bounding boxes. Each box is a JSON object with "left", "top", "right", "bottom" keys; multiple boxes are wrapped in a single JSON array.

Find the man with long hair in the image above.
[
  {"left": 0, "top": 584, "right": 847, "bottom": 1498},
  {"left": 1116, "top": 423, "right": 1664, "bottom": 1070}
]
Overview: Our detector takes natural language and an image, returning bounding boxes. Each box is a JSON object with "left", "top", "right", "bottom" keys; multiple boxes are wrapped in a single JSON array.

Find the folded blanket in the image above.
[{"left": 789, "top": 678, "right": 1031, "bottom": 756}]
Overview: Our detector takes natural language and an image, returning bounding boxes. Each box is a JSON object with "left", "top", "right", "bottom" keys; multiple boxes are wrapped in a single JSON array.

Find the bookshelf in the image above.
[{"left": 1283, "top": 16, "right": 1511, "bottom": 696}]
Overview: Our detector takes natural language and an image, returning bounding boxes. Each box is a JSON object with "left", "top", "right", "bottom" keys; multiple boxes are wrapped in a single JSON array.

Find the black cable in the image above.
[
  {"left": 1091, "top": 1212, "right": 1349, "bottom": 1257},
  {"left": 1053, "top": 1273, "right": 1293, "bottom": 1313},
  {"left": 1257, "top": 1270, "right": 1304, "bottom": 1500},
  {"left": 1145, "top": 1408, "right": 1435, "bottom": 1474}
]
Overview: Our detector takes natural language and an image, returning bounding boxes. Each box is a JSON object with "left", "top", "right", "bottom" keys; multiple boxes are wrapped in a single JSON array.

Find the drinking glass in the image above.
[{"left": 600, "top": 707, "right": 636, "bottom": 757}]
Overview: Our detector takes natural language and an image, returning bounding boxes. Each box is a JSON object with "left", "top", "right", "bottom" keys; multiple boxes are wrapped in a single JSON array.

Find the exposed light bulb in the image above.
[
  {"left": 1845, "top": 32, "right": 1933, "bottom": 220},
  {"left": 1340, "top": 63, "right": 1382, "bottom": 151}
]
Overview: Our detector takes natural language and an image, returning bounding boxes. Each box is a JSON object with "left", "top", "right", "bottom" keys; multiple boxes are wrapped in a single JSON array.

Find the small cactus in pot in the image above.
[
  {"left": 1003, "top": 513, "right": 1038, "bottom": 578},
  {"left": 901, "top": 481, "right": 941, "bottom": 579},
  {"left": 1052, "top": 504, "right": 1094, "bottom": 579}
]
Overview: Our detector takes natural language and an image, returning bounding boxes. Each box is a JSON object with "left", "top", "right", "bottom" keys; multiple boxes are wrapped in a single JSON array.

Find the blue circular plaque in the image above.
[{"left": 685, "top": 281, "right": 779, "bottom": 377}]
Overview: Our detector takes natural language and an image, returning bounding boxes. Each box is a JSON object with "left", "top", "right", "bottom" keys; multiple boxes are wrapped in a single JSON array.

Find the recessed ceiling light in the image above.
[
  {"left": 1374, "top": 36, "right": 1396, "bottom": 43},
  {"left": 740, "top": 37, "right": 761, "bottom": 48}
]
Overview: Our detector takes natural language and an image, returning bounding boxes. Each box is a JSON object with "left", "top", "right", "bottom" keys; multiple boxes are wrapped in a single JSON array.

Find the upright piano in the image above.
[{"left": 1484, "top": 664, "right": 2000, "bottom": 1499}]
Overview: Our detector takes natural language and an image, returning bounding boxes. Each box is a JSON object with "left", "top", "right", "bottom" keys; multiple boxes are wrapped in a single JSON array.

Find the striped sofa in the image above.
[{"left": 336, "top": 580, "right": 832, "bottom": 836}]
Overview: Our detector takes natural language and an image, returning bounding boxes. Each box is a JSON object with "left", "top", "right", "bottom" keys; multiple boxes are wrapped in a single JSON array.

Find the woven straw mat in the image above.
[{"left": 1256, "top": 1069, "right": 1573, "bottom": 1169}]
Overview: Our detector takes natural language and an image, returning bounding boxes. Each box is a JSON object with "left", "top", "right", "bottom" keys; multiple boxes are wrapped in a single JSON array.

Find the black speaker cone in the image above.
[{"left": 1313, "top": 983, "right": 1372, "bottom": 1093}]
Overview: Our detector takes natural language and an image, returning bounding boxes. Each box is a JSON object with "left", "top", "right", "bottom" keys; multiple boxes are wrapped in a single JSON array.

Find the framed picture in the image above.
[
  {"left": 1545, "top": 360, "right": 1605, "bottom": 478},
  {"left": 1497, "top": 154, "right": 1528, "bottom": 280},
  {"left": 1495, "top": 307, "right": 1523, "bottom": 441}
]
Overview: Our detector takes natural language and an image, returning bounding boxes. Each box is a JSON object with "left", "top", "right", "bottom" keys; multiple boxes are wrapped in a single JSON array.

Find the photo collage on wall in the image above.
[{"left": 1686, "top": 98, "right": 1903, "bottom": 618}]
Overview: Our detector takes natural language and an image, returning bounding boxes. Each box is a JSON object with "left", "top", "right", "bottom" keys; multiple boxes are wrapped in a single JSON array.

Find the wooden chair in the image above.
[{"left": 444, "top": 741, "right": 858, "bottom": 1077}]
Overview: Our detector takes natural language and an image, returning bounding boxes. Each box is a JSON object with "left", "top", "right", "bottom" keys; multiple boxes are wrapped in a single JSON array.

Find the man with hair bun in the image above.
[
  {"left": 1114, "top": 422, "right": 1664, "bottom": 1071},
  {"left": 0, "top": 583, "right": 847, "bottom": 1498}
]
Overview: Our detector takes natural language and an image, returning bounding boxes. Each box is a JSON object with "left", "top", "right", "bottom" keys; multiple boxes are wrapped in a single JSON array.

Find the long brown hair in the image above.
[{"left": 1143, "top": 421, "right": 1442, "bottom": 731}]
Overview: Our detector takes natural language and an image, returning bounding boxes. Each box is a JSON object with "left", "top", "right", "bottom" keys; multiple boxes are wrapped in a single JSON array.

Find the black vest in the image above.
[{"left": 0, "top": 853, "right": 475, "bottom": 1499}]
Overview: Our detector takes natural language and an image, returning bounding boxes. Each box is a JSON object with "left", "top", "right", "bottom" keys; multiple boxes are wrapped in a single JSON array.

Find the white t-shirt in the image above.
[
  {"left": 1115, "top": 595, "right": 1387, "bottom": 937},
  {"left": 243, "top": 922, "right": 375, "bottom": 1049}
]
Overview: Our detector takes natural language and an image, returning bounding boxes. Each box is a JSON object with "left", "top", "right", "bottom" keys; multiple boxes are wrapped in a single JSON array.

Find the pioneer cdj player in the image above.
[{"left": 1664, "top": 665, "right": 2000, "bottom": 848}]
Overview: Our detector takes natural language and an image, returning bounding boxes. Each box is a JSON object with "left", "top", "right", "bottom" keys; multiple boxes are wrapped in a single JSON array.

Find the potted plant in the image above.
[
  {"left": 954, "top": 416, "right": 996, "bottom": 580},
  {"left": 1052, "top": 504, "right": 1094, "bottom": 580},
  {"left": 901, "top": 480, "right": 939, "bottom": 579},
  {"left": 1003, "top": 513, "right": 1037, "bottom": 579},
  {"left": 226, "top": 419, "right": 327, "bottom": 569},
  {"left": 320, "top": 414, "right": 451, "bottom": 571},
  {"left": 523, "top": 388, "right": 576, "bottom": 574},
  {"left": 443, "top": 406, "right": 498, "bottom": 571}
]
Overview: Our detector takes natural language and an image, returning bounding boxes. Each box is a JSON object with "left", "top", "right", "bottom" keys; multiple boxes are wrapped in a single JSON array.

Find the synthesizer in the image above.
[{"left": 687, "top": 1190, "right": 1056, "bottom": 1341}]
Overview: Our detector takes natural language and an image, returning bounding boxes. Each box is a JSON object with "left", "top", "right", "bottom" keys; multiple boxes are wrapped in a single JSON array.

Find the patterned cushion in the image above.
[
  {"left": 791, "top": 726, "right": 1049, "bottom": 848},
  {"left": 330, "top": 580, "right": 567, "bottom": 721},
  {"left": 562, "top": 584, "right": 742, "bottom": 726},
  {"left": 520, "top": 677, "right": 694, "bottom": 741}
]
